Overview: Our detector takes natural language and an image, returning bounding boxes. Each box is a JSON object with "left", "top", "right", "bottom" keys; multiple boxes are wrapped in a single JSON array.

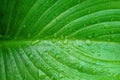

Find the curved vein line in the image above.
[
  {"left": 9, "top": 49, "right": 23, "bottom": 80},
  {"left": 22, "top": 46, "right": 52, "bottom": 80},
  {"left": 1, "top": 50, "right": 7, "bottom": 80},
  {"left": 13, "top": 0, "right": 40, "bottom": 39},
  {"left": 8, "top": 48, "right": 24, "bottom": 80},
  {"left": 4, "top": 0, "right": 16, "bottom": 39},
  {"left": 68, "top": 21, "right": 120, "bottom": 37},
  {"left": 14, "top": 0, "right": 58, "bottom": 39},
  {"left": 19, "top": 48, "right": 40, "bottom": 80},
  {"left": 15, "top": 48, "right": 36, "bottom": 80},
  {"left": 33, "top": 45, "right": 85, "bottom": 78},
  {"left": 32, "top": 46, "right": 70, "bottom": 79},
  {"left": 55, "top": 9, "right": 120, "bottom": 36},
  {"left": 72, "top": 43, "right": 120, "bottom": 63},
  {"left": 2, "top": 50, "right": 8, "bottom": 80},
  {"left": 50, "top": 42, "right": 109, "bottom": 75},
  {"left": 94, "top": 32, "right": 120, "bottom": 38},
  {"left": 22, "top": 48, "right": 51, "bottom": 80},
  {"left": 30, "top": 0, "right": 60, "bottom": 36},
  {"left": 33, "top": 0, "right": 89, "bottom": 38},
  {"left": 39, "top": 1, "right": 118, "bottom": 37}
]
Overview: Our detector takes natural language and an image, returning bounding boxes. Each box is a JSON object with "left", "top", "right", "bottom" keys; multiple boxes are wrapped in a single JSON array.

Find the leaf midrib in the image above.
[{"left": 0, "top": 39, "right": 119, "bottom": 47}]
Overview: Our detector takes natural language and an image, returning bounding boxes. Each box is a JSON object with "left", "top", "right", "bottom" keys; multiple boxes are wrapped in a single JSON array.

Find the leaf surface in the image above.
[{"left": 0, "top": 0, "right": 120, "bottom": 80}]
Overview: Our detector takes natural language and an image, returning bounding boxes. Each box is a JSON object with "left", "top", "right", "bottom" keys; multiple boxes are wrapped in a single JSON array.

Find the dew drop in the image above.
[
  {"left": 55, "top": 54, "right": 60, "bottom": 58},
  {"left": 88, "top": 10, "right": 91, "bottom": 14},
  {"left": 110, "top": 18, "right": 114, "bottom": 21},
  {"left": 53, "top": 33, "right": 57, "bottom": 38},
  {"left": 110, "top": 30, "right": 114, "bottom": 34},
  {"left": 38, "top": 69, "right": 46, "bottom": 79},
  {"left": 72, "top": 38, "right": 75, "bottom": 40},
  {"left": 55, "top": 67, "right": 59, "bottom": 70},
  {"left": 51, "top": 38, "right": 57, "bottom": 43},
  {"left": 22, "top": 25, "right": 26, "bottom": 28},
  {"left": 32, "top": 40, "right": 40, "bottom": 45},
  {"left": 92, "top": 70, "right": 96, "bottom": 74},
  {"left": 46, "top": 67, "right": 52, "bottom": 71},
  {"left": 85, "top": 39, "right": 91, "bottom": 45},
  {"left": 29, "top": 54, "right": 33, "bottom": 59},
  {"left": 88, "top": 35, "right": 92, "bottom": 38},
  {"left": 78, "top": 65, "right": 82, "bottom": 70},
  {"left": 104, "top": 24, "right": 109, "bottom": 29},
  {"left": 59, "top": 73, "right": 64, "bottom": 79},
  {"left": 63, "top": 39, "right": 68, "bottom": 45}
]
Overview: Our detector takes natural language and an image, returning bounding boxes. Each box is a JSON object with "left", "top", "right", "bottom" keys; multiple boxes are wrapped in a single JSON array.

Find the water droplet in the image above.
[
  {"left": 104, "top": 24, "right": 109, "bottom": 29},
  {"left": 72, "top": 38, "right": 75, "bottom": 40},
  {"left": 22, "top": 25, "right": 26, "bottom": 28},
  {"left": 63, "top": 39, "right": 68, "bottom": 45},
  {"left": 85, "top": 39, "right": 91, "bottom": 45},
  {"left": 88, "top": 10, "right": 91, "bottom": 14},
  {"left": 53, "top": 33, "right": 57, "bottom": 38},
  {"left": 92, "top": 70, "right": 96, "bottom": 74},
  {"left": 55, "top": 54, "right": 60, "bottom": 58},
  {"left": 59, "top": 73, "right": 64, "bottom": 79},
  {"left": 110, "top": 18, "right": 114, "bottom": 21},
  {"left": 94, "top": 33, "right": 98, "bottom": 37},
  {"left": 46, "top": 67, "right": 52, "bottom": 71},
  {"left": 78, "top": 65, "right": 82, "bottom": 70},
  {"left": 111, "top": 30, "right": 114, "bottom": 33},
  {"left": 51, "top": 38, "right": 57, "bottom": 43},
  {"left": 29, "top": 54, "right": 33, "bottom": 59},
  {"left": 32, "top": 40, "right": 39, "bottom": 45},
  {"left": 88, "top": 35, "right": 92, "bottom": 38},
  {"left": 38, "top": 69, "right": 46, "bottom": 79},
  {"left": 55, "top": 67, "right": 59, "bottom": 70}
]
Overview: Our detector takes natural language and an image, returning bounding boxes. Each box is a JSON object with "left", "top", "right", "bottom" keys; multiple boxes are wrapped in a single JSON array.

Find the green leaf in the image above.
[{"left": 0, "top": 0, "right": 120, "bottom": 80}]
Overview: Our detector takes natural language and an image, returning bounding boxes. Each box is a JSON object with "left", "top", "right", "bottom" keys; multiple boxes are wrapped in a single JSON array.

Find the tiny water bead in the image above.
[
  {"left": 62, "top": 39, "right": 68, "bottom": 45},
  {"left": 22, "top": 25, "right": 26, "bottom": 28},
  {"left": 38, "top": 69, "right": 46, "bottom": 79},
  {"left": 88, "top": 35, "right": 92, "bottom": 38},
  {"left": 29, "top": 54, "right": 34, "bottom": 59},
  {"left": 104, "top": 24, "right": 109, "bottom": 29},
  {"left": 85, "top": 39, "right": 91, "bottom": 45},
  {"left": 32, "top": 40, "right": 40, "bottom": 45},
  {"left": 53, "top": 33, "right": 57, "bottom": 38}
]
